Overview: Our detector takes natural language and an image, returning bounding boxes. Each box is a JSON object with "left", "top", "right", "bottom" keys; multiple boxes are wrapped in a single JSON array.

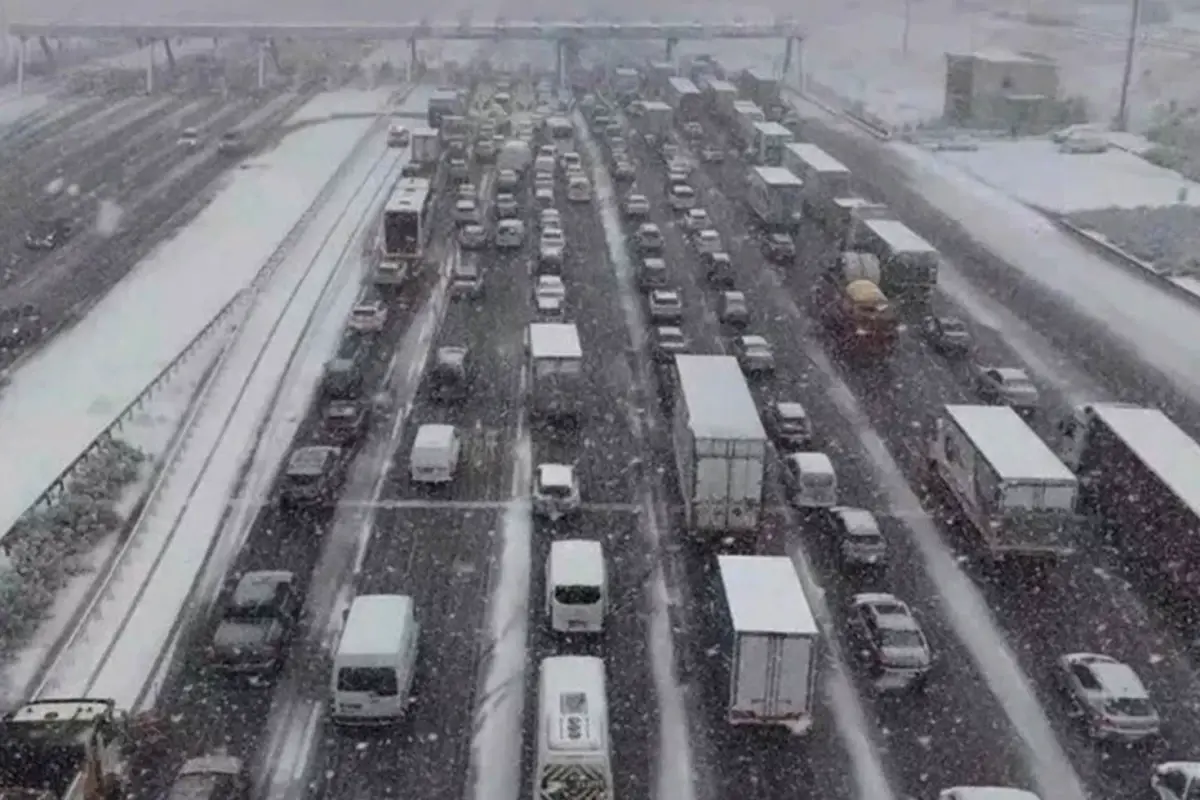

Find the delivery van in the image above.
[{"left": 331, "top": 594, "right": 420, "bottom": 724}]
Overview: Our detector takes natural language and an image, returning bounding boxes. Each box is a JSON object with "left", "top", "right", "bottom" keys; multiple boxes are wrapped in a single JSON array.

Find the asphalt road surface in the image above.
[
  {"left": 88, "top": 62, "right": 1200, "bottom": 800},
  {"left": 0, "top": 81, "right": 314, "bottom": 370}
]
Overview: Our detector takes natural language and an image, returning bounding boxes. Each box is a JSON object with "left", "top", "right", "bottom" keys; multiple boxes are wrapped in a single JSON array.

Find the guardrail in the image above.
[
  {"left": 785, "top": 81, "right": 892, "bottom": 141},
  {"left": 1048, "top": 213, "right": 1200, "bottom": 310},
  {"left": 1, "top": 89, "right": 403, "bottom": 548}
]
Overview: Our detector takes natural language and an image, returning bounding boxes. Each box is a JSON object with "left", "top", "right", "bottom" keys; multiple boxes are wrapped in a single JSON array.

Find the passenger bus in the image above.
[
  {"left": 376, "top": 177, "right": 433, "bottom": 285},
  {"left": 543, "top": 115, "right": 576, "bottom": 155},
  {"left": 534, "top": 656, "right": 613, "bottom": 800}
]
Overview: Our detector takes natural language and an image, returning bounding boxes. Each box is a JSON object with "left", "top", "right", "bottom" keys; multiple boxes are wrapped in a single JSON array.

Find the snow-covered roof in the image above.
[
  {"left": 1087, "top": 404, "right": 1200, "bottom": 520},
  {"left": 674, "top": 355, "right": 766, "bottom": 440},
  {"left": 944, "top": 405, "right": 1074, "bottom": 482},
  {"left": 718, "top": 555, "right": 817, "bottom": 635}
]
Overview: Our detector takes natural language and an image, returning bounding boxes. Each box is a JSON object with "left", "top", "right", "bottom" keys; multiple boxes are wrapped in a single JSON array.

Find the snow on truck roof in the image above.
[
  {"left": 863, "top": 218, "right": 936, "bottom": 252},
  {"left": 338, "top": 594, "right": 414, "bottom": 658},
  {"left": 386, "top": 178, "right": 431, "bottom": 213},
  {"left": 528, "top": 322, "right": 583, "bottom": 359},
  {"left": 785, "top": 142, "right": 850, "bottom": 173},
  {"left": 753, "top": 121, "right": 792, "bottom": 137},
  {"left": 718, "top": 555, "right": 817, "bottom": 635},
  {"left": 674, "top": 355, "right": 766, "bottom": 440},
  {"left": 753, "top": 166, "right": 802, "bottom": 187},
  {"left": 944, "top": 405, "right": 1075, "bottom": 482},
  {"left": 1085, "top": 403, "right": 1200, "bottom": 519}
]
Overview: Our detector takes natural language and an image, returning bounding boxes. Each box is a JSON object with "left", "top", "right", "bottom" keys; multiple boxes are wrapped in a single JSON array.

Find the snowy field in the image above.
[
  {"left": 932, "top": 138, "right": 1200, "bottom": 212},
  {"left": 677, "top": 0, "right": 1200, "bottom": 133}
]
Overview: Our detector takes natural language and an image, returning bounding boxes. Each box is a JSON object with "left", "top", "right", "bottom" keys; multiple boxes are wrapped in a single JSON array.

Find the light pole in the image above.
[
  {"left": 1115, "top": 0, "right": 1143, "bottom": 131},
  {"left": 902, "top": 0, "right": 912, "bottom": 56}
]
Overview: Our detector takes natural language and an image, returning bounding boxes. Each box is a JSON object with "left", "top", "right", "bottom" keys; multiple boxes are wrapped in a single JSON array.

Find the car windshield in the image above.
[
  {"left": 1107, "top": 697, "right": 1154, "bottom": 717},
  {"left": 942, "top": 319, "right": 967, "bottom": 334},
  {"left": 880, "top": 628, "right": 924, "bottom": 650},
  {"left": 337, "top": 666, "right": 398, "bottom": 695},
  {"left": 554, "top": 585, "right": 601, "bottom": 605}
]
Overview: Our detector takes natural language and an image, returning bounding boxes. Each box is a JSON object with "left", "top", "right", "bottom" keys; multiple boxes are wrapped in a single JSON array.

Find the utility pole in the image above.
[
  {"left": 902, "top": 0, "right": 912, "bottom": 56},
  {"left": 1116, "top": 0, "right": 1143, "bottom": 131}
]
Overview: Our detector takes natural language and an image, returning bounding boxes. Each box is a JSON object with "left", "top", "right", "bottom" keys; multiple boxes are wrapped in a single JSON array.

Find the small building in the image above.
[{"left": 943, "top": 49, "right": 1060, "bottom": 131}]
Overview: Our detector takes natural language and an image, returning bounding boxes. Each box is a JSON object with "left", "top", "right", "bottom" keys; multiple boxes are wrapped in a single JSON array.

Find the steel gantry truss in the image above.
[{"left": 6, "top": 18, "right": 804, "bottom": 93}]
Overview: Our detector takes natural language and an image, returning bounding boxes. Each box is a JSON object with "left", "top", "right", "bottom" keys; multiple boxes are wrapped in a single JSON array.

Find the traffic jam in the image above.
[{"left": 3, "top": 54, "right": 1200, "bottom": 800}]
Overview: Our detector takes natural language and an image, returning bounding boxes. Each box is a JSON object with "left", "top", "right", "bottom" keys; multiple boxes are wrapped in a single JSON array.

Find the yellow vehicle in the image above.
[{"left": 0, "top": 699, "right": 129, "bottom": 800}]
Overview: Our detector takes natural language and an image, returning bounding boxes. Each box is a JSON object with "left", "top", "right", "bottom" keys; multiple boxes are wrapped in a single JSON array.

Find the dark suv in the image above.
[
  {"left": 24, "top": 217, "right": 73, "bottom": 250},
  {"left": 278, "top": 445, "right": 343, "bottom": 509},
  {"left": 429, "top": 345, "right": 470, "bottom": 403},
  {"left": 209, "top": 570, "right": 299, "bottom": 678}
]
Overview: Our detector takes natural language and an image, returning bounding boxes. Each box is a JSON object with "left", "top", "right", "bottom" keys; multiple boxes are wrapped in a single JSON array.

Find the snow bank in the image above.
[
  {"left": 934, "top": 139, "right": 1200, "bottom": 212},
  {"left": 287, "top": 87, "right": 403, "bottom": 124}
]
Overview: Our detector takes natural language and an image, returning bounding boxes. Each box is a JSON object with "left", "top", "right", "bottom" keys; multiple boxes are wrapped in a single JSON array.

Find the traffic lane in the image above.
[
  {"left": 0, "top": 95, "right": 229, "bottom": 280},
  {"left": 125, "top": 272, "right": 439, "bottom": 799},
  {"left": 780, "top": 213, "right": 1080, "bottom": 448},
  {"left": 669, "top": 519, "right": 860, "bottom": 800},
  {"left": 709, "top": 129, "right": 1200, "bottom": 791},
  {"left": 316, "top": 507, "right": 493, "bottom": 800},
  {"left": 668, "top": 153, "right": 1044, "bottom": 795},
  {"left": 0, "top": 95, "right": 300, "bottom": 368},
  {"left": 384, "top": 189, "right": 533, "bottom": 502},
  {"left": 556, "top": 197, "right": 640, "bottom": 504},
  {"left": 789, "top": 106, "right": 1200, "bottom": 453},
  {"left": 125, "top": 503, "right": 332, "bottom": 800},
  {"left": 0, "top": 96, "right": 188, "bottom": 235},
  {"left": 0, "top": 95, "right": 119, "bottom": 159},
  {"left": 522, "top": 509, "right": 657, "bottom": 800},
  {"left": 606, "top": 133, "right": 875, "bottom": 800}
]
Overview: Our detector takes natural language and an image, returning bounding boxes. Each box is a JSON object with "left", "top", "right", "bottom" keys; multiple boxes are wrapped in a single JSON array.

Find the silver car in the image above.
[
  {"left": 1057, "top": 652, "right": 1161, "bottom": 741},
  {"left": 974, "top": 365, "right": 1039, "bottom": 411}
]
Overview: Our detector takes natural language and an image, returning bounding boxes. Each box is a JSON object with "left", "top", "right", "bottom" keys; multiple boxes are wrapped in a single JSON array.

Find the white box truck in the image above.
[
  {"left": 672, "top": 355, "right": 767, "bottom": 538},
  {"left": 715, "top": 555, "right": 819, "bottom": 732},
  {"left": 665, "top": 76, "right": 704, "bottom": 121},
  {"left": 746, "top": 166, "right": 803, "bottom": 230},
  {"left": 704, "top": 78, "right": 738, "bottom": 118},
  {"left": 527, "top": 323, "right": 584, "bottom": 420},
  {"left": 827, "top": 197, "right": 891, "bottom": 250},
  {"left": 732, "top": 100, "right": 765, "bottom": 145},
  {"left": 751, "top": 121, "right": 794, "bottom": 166},
  {"left": 642, "top": 100, "right": 674, "bottom": 138},
  {"left": 929, "top": 404, "right": 1081, "bottom": 560},
  {"left": 783, "top": 142, "right": 853, "bottom": 221},
  {"left": 1060, "top": 402, "right": 1200, "bottom": 614}
]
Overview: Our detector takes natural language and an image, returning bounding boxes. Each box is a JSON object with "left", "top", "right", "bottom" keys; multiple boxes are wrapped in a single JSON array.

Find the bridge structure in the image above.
[{"left": 6, "top": 19, "right": 804, "bottom": 93}]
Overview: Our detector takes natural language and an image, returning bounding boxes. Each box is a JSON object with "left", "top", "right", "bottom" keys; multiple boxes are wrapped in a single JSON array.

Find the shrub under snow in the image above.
[
  {"left": 0, "top": 439, "right": 146, "bottom": 651},
  {"left": 1069, "top": 204, "right": 1200, "bottom": 276}
]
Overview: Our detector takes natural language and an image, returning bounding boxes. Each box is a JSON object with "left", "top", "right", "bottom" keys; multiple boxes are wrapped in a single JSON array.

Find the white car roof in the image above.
[
  {"left": 775, "top": 401, "right": 808, "bottom": 418},
  {"left": 455, "top": 198, "right": 476, "bottom": 208},
  {"left": 537, "top": 462, "right": 575, "bottom": 487},
  {"left": 741, "top": 335, "right": 770, "bottom": 348},
  {"left": 549, "top": 540, "right": 604, "bottom": 586},
  {"left": 1066, "top": 653, "right": 1149, "bottom": 698},
  {"left": 790, "top": 451, "right": 833, "bottom": 474},
  {"left": 833, "top": 507, "right": 880, "bottom": 534}
]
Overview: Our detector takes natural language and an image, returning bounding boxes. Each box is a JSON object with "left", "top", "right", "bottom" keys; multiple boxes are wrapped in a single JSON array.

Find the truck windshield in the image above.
[
  {"left": 384, "top": 210, "right": 419, "bottom": 255},
  {"left": 555, "top": 585, "right": 601, "bottom": 605},
  {"left": 337, "top": 666, "right": 398, "bottom": 695}
]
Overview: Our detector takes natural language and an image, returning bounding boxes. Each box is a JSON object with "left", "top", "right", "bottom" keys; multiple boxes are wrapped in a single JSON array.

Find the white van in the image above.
[
  {"left": 566, "top": 176, "right": 592, "bottom": 203},
  {"left": 547, "top": 540, "right": 607, "bottom": 634},
  {"left": 783, "top": 451, "right": 838, "bottom": 508},
  {"left": 669, "top": 183, "right": 696, "bottom": 211},
  {"left": 332, "top": 594, "right": 419, "bottom": 724},
  {"left": 410, "top": 424, "right": 461, "bottom": 484},
  {"left": 496, "top": 219, "right": 526, "bottom": 249}
]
